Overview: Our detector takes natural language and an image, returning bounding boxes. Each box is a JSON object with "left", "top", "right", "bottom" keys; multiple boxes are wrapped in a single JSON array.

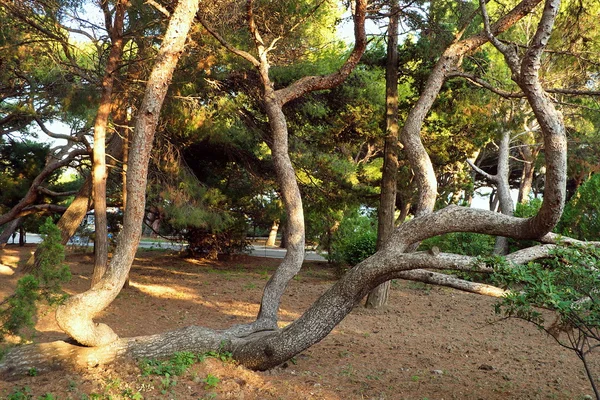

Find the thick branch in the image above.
[
  {"left": 0, "top": 148, "right": 88, "bottom": 227},
  {"left": 274, "top": 0, "right": 367, "bottom": 106},
  {"left": 17, "top": 204, "right": 68, "bottom": 217},
  {"left": 37, "top": 187, "right": 79, "bottom": 197}
]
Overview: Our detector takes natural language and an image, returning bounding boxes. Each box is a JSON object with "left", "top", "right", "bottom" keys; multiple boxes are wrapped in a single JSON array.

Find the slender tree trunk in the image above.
[
  {"left": 18, "top": 226, "right": 25, "bottom": 246},
  {"left": 266, "top": 221, "right": 279, "bottom": 246},
  {"left": 55, "top": 0, "right": 200, "bottom": 346},
  {"left": 366, "top": 0, "right": 400, "bottom": 309},
  {"left": 518, "top": 143, "right": 539, "bottom": 204},
  {"left": 396, "top": 201, "right": 411, "bottom": 225},
  {"left": 91, "top": 1, "right": 127, "bottom": 286},
  {"left": 493, "top": 131, "right": 514, "bottom": 255}
]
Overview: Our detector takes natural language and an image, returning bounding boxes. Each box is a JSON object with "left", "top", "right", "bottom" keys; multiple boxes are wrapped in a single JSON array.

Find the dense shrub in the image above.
[
  {"left": 328, "top": 209, "right": 377, "bottom": 268},
  {"left": 419, "top": 232, "right": 495, "bottom": 257},
  {"left": 492, "top": 244, "right": 600, "bottom": 398},
  {"left": 1, "top": 218, "right": 71, "bottom": 343},
  {"left": 557, "top": 174, "right": 600, "bottom": 241}
]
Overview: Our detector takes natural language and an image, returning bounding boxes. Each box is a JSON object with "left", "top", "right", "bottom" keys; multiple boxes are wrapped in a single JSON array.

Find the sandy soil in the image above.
[{"left": 0, "top": 244, "right": 597, "bottom": 399}]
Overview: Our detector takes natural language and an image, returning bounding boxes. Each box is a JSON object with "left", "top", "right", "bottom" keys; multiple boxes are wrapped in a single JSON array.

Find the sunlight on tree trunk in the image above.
[
  {"left": 91, "top": 1, "right": 127, "bottom": 286},
  {"left": 55, "top": 0, "right": 200, "bottom": 347}
]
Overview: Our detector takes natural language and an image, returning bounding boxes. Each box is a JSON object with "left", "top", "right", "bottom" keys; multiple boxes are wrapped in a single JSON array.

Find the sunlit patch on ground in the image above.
[
  {"left": 0, "top": 264, "right": 15, "bottom": 275},
  {"left": 128, "top": 281, "right": 197, "bottom": 300}
]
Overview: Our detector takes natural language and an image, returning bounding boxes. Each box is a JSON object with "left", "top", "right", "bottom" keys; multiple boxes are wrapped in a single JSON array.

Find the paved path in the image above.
[{"left": 11, "top": 233, "right": 327, "bottom": 261}]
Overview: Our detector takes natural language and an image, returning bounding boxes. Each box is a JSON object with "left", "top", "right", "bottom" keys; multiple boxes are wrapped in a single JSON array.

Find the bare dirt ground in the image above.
[{"left": 0, "top": 244, "right": 597, "bottom": 399}]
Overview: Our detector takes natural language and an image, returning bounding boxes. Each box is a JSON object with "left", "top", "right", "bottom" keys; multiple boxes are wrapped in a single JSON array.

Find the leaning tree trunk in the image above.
[
  {"left": 200, "top": 0, "right": 368, "bottom": 333},
  {"left": 91, "top": 1, "right": 127, "bottom": 286},
  {"left": 254, "top": 90, "right": 306, "bottom": 327},
  {"left": 0, "top": 217, "right": 21, "bottom": 248},
  {"left": 366, "top": 0, "right": 400, "bottom": 309},
  {"left": 54, "top": 0, "right": 200, "bottom": 347}
]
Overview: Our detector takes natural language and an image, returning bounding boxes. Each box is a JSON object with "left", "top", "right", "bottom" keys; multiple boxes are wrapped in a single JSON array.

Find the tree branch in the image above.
[
  {"left": 197, "top": 17, "right": 260, "bottom": 67},
  {"left": 274, "top": 0, "right": 368, "bottom": 106}
]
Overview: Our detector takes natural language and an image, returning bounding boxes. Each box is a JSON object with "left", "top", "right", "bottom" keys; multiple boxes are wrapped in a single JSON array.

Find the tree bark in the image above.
[
  {"left": 91, "top": 1, "right": 127, "bottom": 286},
  {"left": 0, "top": 217, "right": 22, "bottom": 248},
  {"left": 366, "top": 0, "right": 400, "bottom": 309},
  {"left": 201, "top": 0, "right": 367, "bottom": 332},
  {"left": 55, "top": 0, "right": 200, "bottom": 347},
  {"left": 493, "top": 131, "right": 514, "bottom": 254}
]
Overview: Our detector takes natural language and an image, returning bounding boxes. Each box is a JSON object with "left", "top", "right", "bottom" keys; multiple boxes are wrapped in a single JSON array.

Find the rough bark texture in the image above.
[
  {"left": 366, "top": 0, "right": 400, "bottom": 309},
  {"left": 54, "top": 0, "right": 200, "bottom": 347},
  {"left": 91, "top": 1, "right": 127, "bottom": 286}
]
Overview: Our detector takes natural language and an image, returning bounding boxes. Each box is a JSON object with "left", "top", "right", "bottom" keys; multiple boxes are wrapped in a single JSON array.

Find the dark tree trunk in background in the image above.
[{"left": 366, "top": 0, "right": 400, "bottom": 309}]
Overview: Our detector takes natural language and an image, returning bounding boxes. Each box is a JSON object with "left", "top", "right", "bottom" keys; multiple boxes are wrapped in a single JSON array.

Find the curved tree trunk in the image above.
[
  {"left": 255, "top": 90, "right": 306, "bottom": 327},
  {"left": 366, "top": 0, "right": 400, "bottom": 309},
  {"left": 54, "top": 0, "right": 200, "bottom": 347}
]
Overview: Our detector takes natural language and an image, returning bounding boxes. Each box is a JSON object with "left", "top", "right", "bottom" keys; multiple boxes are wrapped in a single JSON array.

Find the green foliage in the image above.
[
  {"left": 139, "top": 351, "right": 197, "bottom": 377},
  {"left": 493, "top": 245, "right": 600, "bottom": 328},
  {"left": 203, "top": 373, "right": 220, "bottom": 389},
  {"left": 514, "top": 198, "right": 543, "bottom": 218},
  {"left": 1, "top": 218, "right": 71, "bottom": 342},
  {"left": 328, "top": 209, "right": 377, "bottom": 268},
  {"left": 6, "top": 386, "right": 33, "bottom": 400},
  {"left": 139, "top": 347, "right": 233, "bottom": 378},
  {"left": 492, "top": 244, "right": 600, "bottom": 398},
  {"left": 419, "top": 232, "right": 495, "bottom": 257},
  {"left": 558, "top": 174, "right": 600, "bottom": 241}
]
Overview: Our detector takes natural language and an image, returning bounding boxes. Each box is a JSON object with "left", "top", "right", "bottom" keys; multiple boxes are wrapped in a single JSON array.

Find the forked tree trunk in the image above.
[
  {"left": 366, "top": 0, "right": 400, "bottom": 309},
  {"left": 91, "top": 1, "right": 127, "bottom": 286},
  {"left": 54, "top": 0, "right": 200, "bottom": 347},
  {"left": 200, "top": 0, "right": 368, "bottom": 333}
]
